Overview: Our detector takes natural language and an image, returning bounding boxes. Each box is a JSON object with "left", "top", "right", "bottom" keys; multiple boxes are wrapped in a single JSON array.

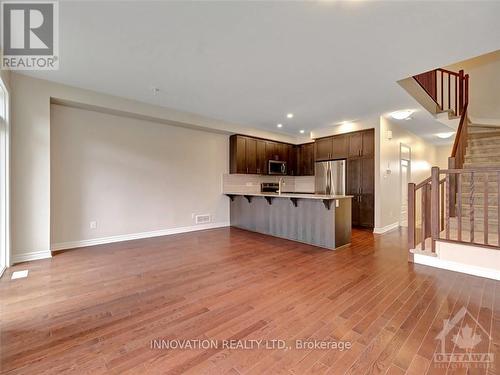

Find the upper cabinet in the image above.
[
  {"left": 314, "top": 137, "right": 333, "bottom": 161},
  {"left": 348, "top": 129, "right": 374, "bottom": 158},
  {"left": 230, "top": 129, "right": 374, "bottom": 176},
  {"left": 297, "top": 143, "right": 314, "bottom": 176},
  {"left": 331, "top": 135, "right": 348, "bottom": 159},
  {"left": 230, "top": 135, "right": 297, "bottom": 175},
  {"left": 314, "top": 134, "right": 348, "bottom": 161},
  {"left": 256, "top": 140, "right": 267, "bottom": 175}
]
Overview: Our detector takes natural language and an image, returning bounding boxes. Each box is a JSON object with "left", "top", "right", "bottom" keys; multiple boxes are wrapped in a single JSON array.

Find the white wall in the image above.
[
  {"left": 11, "top": 73, "right": 296, "bottom": 262},
  {"left": 50, "top": 104, "right": 229, "bottom": 246},
  {"left": 446, "top": 50, "right": 500, "bottom": 121},
  {"left": 436, "top": 144, "right": 452, "bottom": 169},
  {"left": 377, "top": 116, "right": 440, "bottom": 229}
]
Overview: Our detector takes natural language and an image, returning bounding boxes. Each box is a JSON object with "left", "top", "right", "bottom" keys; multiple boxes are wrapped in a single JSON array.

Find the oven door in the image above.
[{"left": 268, "top": 160, "right": 287, "bottom": 175}]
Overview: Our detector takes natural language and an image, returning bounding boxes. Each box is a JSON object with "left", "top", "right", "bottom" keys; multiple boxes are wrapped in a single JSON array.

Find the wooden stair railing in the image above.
[
  {"left": 408, "top": 176, "right": 446, "bottom": 251},
  {"left": 409, "top": 167, "right": 500, "bottom": 253},
  {"left": 408, "top": 68, "right": 469, "bottom": 251},
  {"left": 413, "top": 68, "right": 469, "bottom": 117}
]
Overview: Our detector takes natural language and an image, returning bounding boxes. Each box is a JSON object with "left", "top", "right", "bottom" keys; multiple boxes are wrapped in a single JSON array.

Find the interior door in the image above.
[{"left": 400, "top": 159, "right": 409, "bottom": 226}]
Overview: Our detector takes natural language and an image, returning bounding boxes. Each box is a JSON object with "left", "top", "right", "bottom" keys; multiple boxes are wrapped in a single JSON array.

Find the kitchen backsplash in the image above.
[{"left": 222, "top": 174, "right": 314, "bottom": 194}]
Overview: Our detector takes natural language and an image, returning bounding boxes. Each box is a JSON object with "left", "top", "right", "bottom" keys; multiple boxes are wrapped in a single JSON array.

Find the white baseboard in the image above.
[
  {"left": 373, "top": 222, "right": 400, "bottom": 234},
  {"left": 51, "top": 221, "right": 230, "bottom": 252},
  {"left": 414, "top": 253, "right": 500, "bottom": 281},
  {"left": 12, "top": 250, "right": 52, "bottom": 264}
]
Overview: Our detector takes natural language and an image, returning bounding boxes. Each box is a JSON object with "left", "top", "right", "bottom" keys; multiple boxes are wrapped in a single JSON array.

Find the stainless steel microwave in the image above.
[{"left": 268, "top": 160, "right": 287, "bottom": 175}]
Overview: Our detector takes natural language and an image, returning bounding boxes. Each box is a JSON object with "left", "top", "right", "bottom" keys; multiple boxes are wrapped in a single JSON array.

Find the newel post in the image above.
[
  {"left": 430, "top": 167, "right": 440, "bottom": 252},
  {"left": 408, "top": 183, "right": 416, "bottom": 260},
  {"left": 458, "top": 69, "right": 464, "bottom": 115}
]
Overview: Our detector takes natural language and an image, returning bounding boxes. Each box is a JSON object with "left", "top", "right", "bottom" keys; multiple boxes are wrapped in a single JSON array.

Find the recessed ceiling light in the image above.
[
  {"left": 287, "top": 113, "right": 294, "bottom": 119},
  {"left": 390, "top": 110, "right": 413, "bottom": 120},
  {"left": 436, "top": 132, "right": 455, "bottom": 139},
  {"left": 299, "top": 130, "right": 305, "bottom": 134},
  {"left": 277, "top": 123, "right": 283, "bottom": 128}
]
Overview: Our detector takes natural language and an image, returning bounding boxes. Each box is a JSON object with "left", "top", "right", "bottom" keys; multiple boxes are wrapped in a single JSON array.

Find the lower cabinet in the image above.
[{"left": 347, "top": 157, "right": 374, "bottom": 228}]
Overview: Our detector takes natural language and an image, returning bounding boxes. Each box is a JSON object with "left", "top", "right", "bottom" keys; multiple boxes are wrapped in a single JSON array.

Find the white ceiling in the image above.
[{"left": 23, "top": 1, "right": 500, "bottom": 143}]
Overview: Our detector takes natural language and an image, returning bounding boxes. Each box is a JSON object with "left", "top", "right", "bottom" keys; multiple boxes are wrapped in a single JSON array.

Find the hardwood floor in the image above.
[{"left": 1, "top": 227, "right": 499, "bottom": 374}]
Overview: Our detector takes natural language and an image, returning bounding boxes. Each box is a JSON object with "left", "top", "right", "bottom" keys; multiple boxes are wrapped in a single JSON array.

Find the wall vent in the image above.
[{"left": 195, "top": 214, "right": 211, "bottom": 224}]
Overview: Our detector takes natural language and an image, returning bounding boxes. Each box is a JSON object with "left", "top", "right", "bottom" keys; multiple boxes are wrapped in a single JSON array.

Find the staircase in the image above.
[
  {"left": 406, "top": 65, "right": 500, "bottom": 280},
  {"left": 449, "top": 124, "right": 500, "bottom": 246}
]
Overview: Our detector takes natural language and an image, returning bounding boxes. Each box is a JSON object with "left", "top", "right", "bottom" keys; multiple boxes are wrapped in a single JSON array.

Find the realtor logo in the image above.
[
  {"left": 434, "top": 306, "right": 494, "bottom": 369},
  {"left": 1, "top": 1, "right": 59, "bottom": 70}
]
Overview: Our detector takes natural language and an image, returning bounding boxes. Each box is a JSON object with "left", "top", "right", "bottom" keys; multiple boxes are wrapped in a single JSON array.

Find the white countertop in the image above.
[{"left": 224, "top": 192, "right": 353, "bottom": 200}]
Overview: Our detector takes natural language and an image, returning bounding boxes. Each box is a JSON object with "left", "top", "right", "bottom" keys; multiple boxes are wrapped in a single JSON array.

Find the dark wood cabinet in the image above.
[
  {"left": 361, "top": 129, "right": 374, "bottom": 157},
  {"left": 348, "top": 129, "right": 374, "bottom": 158},
  {"left": 256, "top": 140, "right": 266, "bottom": 175},
  {"left": 348, "top": 132, "right": 363, "bottom": 158},
  {"left": 346, "top": 129, "right": 375, "bottom": 228},
  {"left": 230, "top": 135, "right": 247, "bottom": 174},
  {"left": 315, "top": 134, "right": 348, "bottom": 161},
  {"left": 332, "top": 135, "right": 348, "bottom": 159},
  {"left": 230, "top": 135, "right": 297, "bottom": 175},
  {"left": 245, "top": 137, "right": 257, "bottom": 174},
  {"left": 314, "top": 137, "right": 333, "bottom": 161},
  {"left": 288, "top": 145, "right": 297, "bottom": 176},
  {"left": 265, "top": 141, "right": 278, "bottom": 162},
  {"left": 359, "top": 157, "right": 375, "bottom": 227},
  {"left": 277, "top": 143, "right": 289, "bottom": 164},
  {"left": 297, "top": 143, "right": 315, "bottom": 176}
]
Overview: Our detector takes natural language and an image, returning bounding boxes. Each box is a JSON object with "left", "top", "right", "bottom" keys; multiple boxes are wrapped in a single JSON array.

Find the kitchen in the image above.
[{"left": 223, "top": 129, "right": 375, "bottom": 250}]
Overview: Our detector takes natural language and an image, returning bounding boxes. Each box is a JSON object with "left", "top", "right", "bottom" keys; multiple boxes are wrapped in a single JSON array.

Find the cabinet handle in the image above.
[{"left": 246, "top": 167, "right": 249, "bottom": 173}]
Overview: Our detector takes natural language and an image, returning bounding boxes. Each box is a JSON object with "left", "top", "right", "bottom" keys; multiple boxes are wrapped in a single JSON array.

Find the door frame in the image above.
[
  {"left": 0, "top": 76, "right": 10, "bottom": 277},
  {"left": 399, "top": 143, "right": 412, "bottom": 227}
]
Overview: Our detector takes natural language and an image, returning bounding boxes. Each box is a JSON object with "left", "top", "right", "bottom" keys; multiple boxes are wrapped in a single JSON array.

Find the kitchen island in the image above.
[{"left": 225, "top": 192, "right": 352, "bottom": 250}]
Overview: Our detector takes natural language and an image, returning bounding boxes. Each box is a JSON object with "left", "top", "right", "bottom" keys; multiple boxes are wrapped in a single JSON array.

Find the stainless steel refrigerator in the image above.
[{"left": 315, "top": 160, "right": 346, "bottom": 195}]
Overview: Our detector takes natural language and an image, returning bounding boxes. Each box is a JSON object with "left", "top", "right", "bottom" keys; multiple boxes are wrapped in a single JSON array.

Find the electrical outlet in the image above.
[{"left": 89, "top": 221, "right": 97, "bottom": 229}]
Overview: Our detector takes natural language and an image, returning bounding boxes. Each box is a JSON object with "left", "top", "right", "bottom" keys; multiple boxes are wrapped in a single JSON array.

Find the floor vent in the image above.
[
  {"left": 195, "top": 214, "right": 211, "bottom": 224},
  {"left": 11, "top": 270, "right": 29, "bottom": 280}
]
